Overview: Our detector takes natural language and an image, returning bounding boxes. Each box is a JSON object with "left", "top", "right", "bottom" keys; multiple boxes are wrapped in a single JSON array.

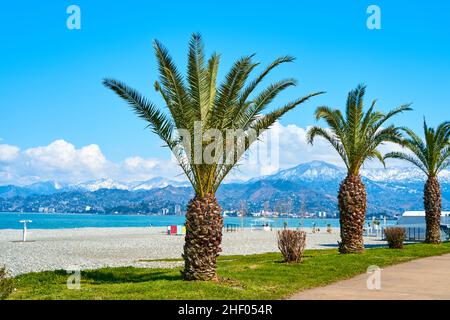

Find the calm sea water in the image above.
[{"left": 0, "top": 212, "right": 348, "bottom": 230}]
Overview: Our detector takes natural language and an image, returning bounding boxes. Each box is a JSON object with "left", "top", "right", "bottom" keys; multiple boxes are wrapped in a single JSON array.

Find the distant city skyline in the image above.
[{"left": 1, "top": 1, "right": 449, "bottom": 185}]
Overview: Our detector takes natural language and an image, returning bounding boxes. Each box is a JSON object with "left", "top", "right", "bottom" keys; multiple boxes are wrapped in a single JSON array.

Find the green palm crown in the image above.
[
  {"left": 307, "top": 84, "right": 412, "bottom": 175},
  {"left": 385, "top": 120, "right": 450, "bottom": 177},
  {"left": 104, "top": 33, "right": 323, "bottom": 196}
]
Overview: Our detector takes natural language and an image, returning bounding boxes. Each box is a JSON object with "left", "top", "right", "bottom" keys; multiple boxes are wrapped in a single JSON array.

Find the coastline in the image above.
[{"left": 0, "top": 212, "right": 349, "bottom": 230}]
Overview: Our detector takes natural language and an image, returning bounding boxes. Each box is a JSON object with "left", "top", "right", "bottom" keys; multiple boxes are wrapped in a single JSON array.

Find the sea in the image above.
[{"left": 0, "top": 212, "right": 398, "bottom": 230}]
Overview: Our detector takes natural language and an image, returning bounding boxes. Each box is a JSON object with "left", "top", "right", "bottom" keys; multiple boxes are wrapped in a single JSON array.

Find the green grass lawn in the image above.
[{"left": 9, "top": 242, "right": 450, "bottom": 300}]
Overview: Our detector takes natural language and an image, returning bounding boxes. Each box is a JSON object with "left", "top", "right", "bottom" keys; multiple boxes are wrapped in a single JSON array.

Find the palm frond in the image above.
[
  {"left": 307, "top": 126, "right": 349, "bottom": 169},
  {"left": 251, "top": 92, "right": 325, "bottom": 136},
  {"left": 384, "top": 151, "right": 428, "bottom": 175},
  {"left": 103, "top": 78, "right": 175, "bottom": 147},
  {"left": 233, "top": 79, "right": 297, "bottom": 130},
  {"left": 436, "top": 146, "right": 450, "bottom": 172},
  {"left": 372, "top": 104, "right": 413, "bottom": 134},
  {"left": 187, "top": 33, "right": 208, "bottom": 121},
  {"left": 153, "top": 39, "right": 192, "bottom": 129},
  {"left": 238, "top": 55, "right": 295, "bottom": 105},
  {"left": 314, "top": 106, "right": 346, "bottom": 139},
  {"left": 208, "top": 55, "right": 257, "bottom": 129},
  {"left": 205, "top": 53, "right": 220, "bottom": 116},
  {"left": 368, "top": 149, "right": 386, "bottom": 168}
]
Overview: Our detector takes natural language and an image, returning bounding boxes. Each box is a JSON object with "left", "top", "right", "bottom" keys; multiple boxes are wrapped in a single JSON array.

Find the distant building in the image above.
[
  {"left": 317, "top": 211, "right": 328, "bottom": 218},
  {"left": 223, "top": 210, "right": 239, "bottom": 217}
]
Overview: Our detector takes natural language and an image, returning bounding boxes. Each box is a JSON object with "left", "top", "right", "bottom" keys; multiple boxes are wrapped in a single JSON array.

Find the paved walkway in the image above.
[{"left": 289, "top": 254, "right": 450, "bottom": 300}]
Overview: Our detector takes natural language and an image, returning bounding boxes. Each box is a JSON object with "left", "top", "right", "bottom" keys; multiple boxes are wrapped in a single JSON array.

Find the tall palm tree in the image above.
[
  {"left": 307, "top": 84, "right": 411, "bottom": 253},
  {"left": 385, "top": 121, "right": 450, "bottom": 244},
  {"left": 103, "top": 34, "right": 323, "bottom": 280}
]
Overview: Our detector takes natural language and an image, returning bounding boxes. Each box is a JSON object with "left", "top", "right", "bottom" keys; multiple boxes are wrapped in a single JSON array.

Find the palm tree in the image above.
[
  {"left": 307, "top": 84, "right": 411, "bottom": 253},
  {"left": 103, "top": 34, "right": 323, "bottom": 280},
  {"left": 385, "top": 121, "right": 450, "bottom": 244}
]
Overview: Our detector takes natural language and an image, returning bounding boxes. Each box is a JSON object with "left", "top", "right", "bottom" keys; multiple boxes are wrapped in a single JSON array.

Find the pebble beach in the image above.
[{"left": 0, "top": 227, "right": 387, "bottom": 276}]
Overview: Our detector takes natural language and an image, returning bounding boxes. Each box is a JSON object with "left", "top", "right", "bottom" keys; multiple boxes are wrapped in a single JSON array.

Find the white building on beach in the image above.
[{"left": 396, "top": 211, "right": 450, "bottom": 241}]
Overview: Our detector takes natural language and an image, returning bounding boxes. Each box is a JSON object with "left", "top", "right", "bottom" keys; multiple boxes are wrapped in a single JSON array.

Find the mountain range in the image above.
[{"left": 1, "top": 161, "right": 449, "bottom": 216}]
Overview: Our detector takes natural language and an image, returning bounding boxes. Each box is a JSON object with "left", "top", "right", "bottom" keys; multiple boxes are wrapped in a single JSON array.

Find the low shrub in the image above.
[
  {"left": 277, "top": 230, "right": 307, "bottom": 263},
  {"left": 384, "top": 227, "right": 406, "bottom": 249},
  {"left": 0, "top": 266, "right": 14, "bottom": 300}
]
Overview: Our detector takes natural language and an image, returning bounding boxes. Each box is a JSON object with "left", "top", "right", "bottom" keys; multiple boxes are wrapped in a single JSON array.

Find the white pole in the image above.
[
  {"left": 19, "top": 220, "right": 31, "bottom": 242},
  {"left": 23, "top": 222, "right": 27, "bottom": 242}
]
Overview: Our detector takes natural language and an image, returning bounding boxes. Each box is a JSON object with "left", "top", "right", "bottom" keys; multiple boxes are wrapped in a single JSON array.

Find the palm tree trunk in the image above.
[
  {"left": 424, "top": 176, "right": 441, "bottom": 244},
  {"left": 182, "top": 193, "right": 223, "bottom": 281},
  {"left": 338, "top": 174, "right": 366, "bottom": 253}
]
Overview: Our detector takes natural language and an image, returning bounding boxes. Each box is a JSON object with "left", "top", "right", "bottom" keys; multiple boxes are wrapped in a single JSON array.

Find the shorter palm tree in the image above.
[
  {"left": 307, "top": 84, "right": 411, "bottom": 253},
  {"left": 385, "top": 120, "right": 450, "bottom": 244}
]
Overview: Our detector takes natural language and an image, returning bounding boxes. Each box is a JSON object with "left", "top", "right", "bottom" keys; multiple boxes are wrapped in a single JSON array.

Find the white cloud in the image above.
[
  {"left": 0, "top": 144, "right": 20, "bottom": 162},
  {"left": 227, "top": 123, "right": 344, "bottom": 181},
  {"left": 23, "top": 140, "right": 107, "bottom": 173},
  {"left": 0, "top": 124, "right": 408, "bottom": 186},
  {"left": 0, "top": 140, "right": 110, "bottom": 185},
  {"left": 226, "top": 123, "right": 408, "bottom": 181},
  {"left": 120, "top": 156, "right": 182, "bottom": 182},
  {"left": 0, "top": 140, "right": 183, "bottom": 186}
]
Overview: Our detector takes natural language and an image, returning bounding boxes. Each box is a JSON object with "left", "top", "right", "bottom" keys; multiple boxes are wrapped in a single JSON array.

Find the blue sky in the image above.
[{"left": 0, "top": 0, "right": 449, "bottom": 184}]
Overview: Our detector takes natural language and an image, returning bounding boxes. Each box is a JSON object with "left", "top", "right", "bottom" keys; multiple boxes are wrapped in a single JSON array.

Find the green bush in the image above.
[
  {"left": 0, "top": 266, "right": 14, "bottom": 300},
  {"left": 277, "top": 230, "right": 307, "bottom": 263},
  {"left": 384, "top": 227, "right": 406, "bottom": 249}
]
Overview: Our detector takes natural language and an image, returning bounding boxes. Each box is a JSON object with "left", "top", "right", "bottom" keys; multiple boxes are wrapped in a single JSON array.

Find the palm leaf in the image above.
[{"left": 102, "top": 79, "right": 174, "bottom": 147}]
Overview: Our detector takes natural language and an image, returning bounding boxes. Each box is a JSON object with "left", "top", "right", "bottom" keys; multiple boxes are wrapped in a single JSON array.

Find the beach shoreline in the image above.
[{"left": 0, "top": 226, "right": 387, "bottom": 276}]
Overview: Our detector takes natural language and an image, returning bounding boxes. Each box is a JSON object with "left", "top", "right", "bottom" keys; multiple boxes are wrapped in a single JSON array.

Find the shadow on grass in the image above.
[
  {"left": 81, "top": 268, "right": 183, "bottom": 284},
  {"left": 319, "top": 243, "right": 387, "bottom": 249}
]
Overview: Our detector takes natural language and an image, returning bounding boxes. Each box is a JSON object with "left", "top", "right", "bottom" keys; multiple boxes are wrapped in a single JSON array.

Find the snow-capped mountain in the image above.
[
  {"left": 360, "top": 166, "right": 427, "bottom": 183},
  {"left": 0, "top": 181, "right": 66, "bottom": 199},
  {"left": 253, "top": 161, "right": 346, "bottom": 183},
  {"left": 70, "top": 177, "right": 189, "bottom": 192},
  {"left": 129, "top": 177, "right": 190, "bottom": 191},
  {"left": 2, "top": 161, "right": 450, "bottom": 216},
  {"left": 361, "top": 165, "right": 449, "bottom": 183},
  {"left": 72, "top": 178, "right": 130, "bottom": 192},
  {"left": 26, "top": 181, "right": 66, "bottom": 193},
  {"left": 256, "top": 161, "right": 450, "bottom": 184},
  {"left": 2, "top": 161, "right": 450, "bottom": 199}
]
